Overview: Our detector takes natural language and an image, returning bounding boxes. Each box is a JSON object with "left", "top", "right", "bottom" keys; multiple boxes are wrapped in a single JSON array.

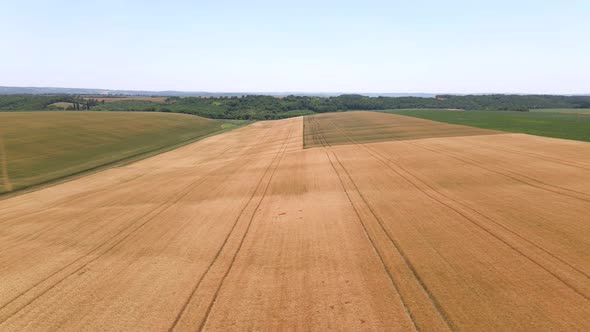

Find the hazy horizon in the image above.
[
  {"left": 2, "top": 0, "right": 589, "bottom": 94},
  {"left": 2, "top": 85, "right": 589, "bottom": 96}
]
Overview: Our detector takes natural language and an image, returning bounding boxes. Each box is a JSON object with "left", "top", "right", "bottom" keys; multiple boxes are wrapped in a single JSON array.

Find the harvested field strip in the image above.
[
  {"left": 171, "top": 127, "right": 294, "bottom": 331},
  {"left": 192, "top": 122, "right": 413, "bottom": 330},
  {"left": 1, "top": 114, "right": 590, "bottom": 330},
  {"left": 308, "top": 119, "right": 426, "bottom": 328}
]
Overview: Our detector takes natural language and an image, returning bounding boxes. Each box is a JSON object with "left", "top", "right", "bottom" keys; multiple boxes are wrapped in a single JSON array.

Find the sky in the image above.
[{"left": 1, "top": 0, "right": 589, "bottom": 94}]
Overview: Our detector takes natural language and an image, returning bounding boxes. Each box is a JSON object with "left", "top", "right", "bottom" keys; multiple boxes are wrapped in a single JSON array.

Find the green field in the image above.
[
  {"left": 530, "top": 108, "right": 590, "bottom": 114},
  {"left": 0, "top": 111, "right": 247, "bottom": 194},
  {"left": 380, "top": 109, "right": 590, "bottom": 143}
]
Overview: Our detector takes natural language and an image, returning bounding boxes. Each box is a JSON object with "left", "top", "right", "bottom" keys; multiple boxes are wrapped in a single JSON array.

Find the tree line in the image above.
[
  {"left": 0, "top": 95, "right": 106, "bottom": 111},
  {"left": 1, "top": 94, "right": 589, "bottom": 119}
]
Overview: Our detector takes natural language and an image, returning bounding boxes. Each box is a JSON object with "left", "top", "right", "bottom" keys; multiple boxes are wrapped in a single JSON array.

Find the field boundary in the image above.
[
  {"left": 303, "top": 111, "right": 500, "bottom": 149},
  {"left": 0, "top": 135, "right": 13, "bottom": 192},
  {"left": 0, "top": 122, "right": 274, "bottom": 324},
  {"left": 0, "top": 120, "right": 253, "bottom": 201},
  {"left": 380, "top": 109, "right": 590, "bottom": 143}
]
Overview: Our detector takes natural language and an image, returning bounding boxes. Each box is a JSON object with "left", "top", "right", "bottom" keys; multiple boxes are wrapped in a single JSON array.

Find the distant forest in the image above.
[{"left": 1, "top": 94, "right": 590, "bottom": 120}]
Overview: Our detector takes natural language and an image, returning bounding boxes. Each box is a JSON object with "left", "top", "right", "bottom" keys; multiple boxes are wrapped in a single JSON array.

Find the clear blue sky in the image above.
[{"left": 1, "top": 0, "right": 589, "bottom": 93}]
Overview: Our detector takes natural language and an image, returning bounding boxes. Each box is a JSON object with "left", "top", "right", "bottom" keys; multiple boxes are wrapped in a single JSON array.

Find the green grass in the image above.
[
  {"left": 0, "top": 111, "right": 247, "bottom": 194},
  {"left": 380, "top": 109, "right": 590, "bottom": 143},
  {"left": 530, "top": 108, "right": 590, "bottom": 114}
]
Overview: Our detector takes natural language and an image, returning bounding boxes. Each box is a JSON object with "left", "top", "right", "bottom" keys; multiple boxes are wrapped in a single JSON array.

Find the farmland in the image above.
[
  {"left": 382, "top": 109, "right": 590, "bottom": 142},
  {"left": 303, "top": 111, "right": 499, "bottom": 147},
  {"left": 82, "top": 96, "right": 169, "bottom": 103},
  {"left": 0, "top": 111, "right": 245, "bottom": 194},
  {"left": 1, "top": 111, "right": 589, "bottom": 330},
  {"left": 3, "top": 93, "right": 590, "bottom": 119},
  {"left": 531, "top": 108, "right": 590, "bottom": 114}
]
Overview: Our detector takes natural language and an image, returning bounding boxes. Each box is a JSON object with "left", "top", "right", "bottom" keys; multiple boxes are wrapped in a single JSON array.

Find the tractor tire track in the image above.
[
  {"left": 366, "top": 144, "right": 590, "bottom": 298},
  {"left": 470, "top": 140, "right": 590, "bottom": 171},
  {"left": 0, "top": 122, "right": 277, "bottom": 254},
  {"left": 409, "top": 141, "right": 590, "bottom": 202},
  {"left": 311, "top": 117, "right": 452, "bottom": 331},
  {"left": 0, "top": 127, "right": 266, "bottom": 227},
  {"left": 0, "top": 162, "right": 243, "bottom": 324},
  {"left": 313, "top": 125, "right": 421, "bottom": 331},
  {"left": 0, "top": 123, "right": 280, "bottom": 324},
  {"left": 0, "top": 140, "right": 251, "bottom": 252},
  {"left": 324, "top": 119, "right": 590, "bottom": 301},
  {"left": 366, "top": 143, "right": 590, "bottom": 280},
  {"left": 169, "top": 128, "right": 293, "bottom": 331}
]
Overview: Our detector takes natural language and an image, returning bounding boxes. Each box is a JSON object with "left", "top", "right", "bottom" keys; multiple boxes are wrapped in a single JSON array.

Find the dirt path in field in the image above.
[
  {"left": 0, "top": 134, "right": 12, "bottom": 192},
  {"left": 1, "top": 113, "right": 589, "bottom": 331}
]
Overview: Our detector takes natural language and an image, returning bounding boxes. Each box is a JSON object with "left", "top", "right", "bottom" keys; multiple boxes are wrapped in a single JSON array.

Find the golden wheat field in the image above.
[{"left": 1, "top": 111, "right": 589, "bottom": 331}]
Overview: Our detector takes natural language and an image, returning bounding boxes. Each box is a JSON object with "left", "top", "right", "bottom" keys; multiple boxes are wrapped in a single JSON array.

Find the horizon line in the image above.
[{"left": 1, "top": 85, "right": 588, "bottom": 96}]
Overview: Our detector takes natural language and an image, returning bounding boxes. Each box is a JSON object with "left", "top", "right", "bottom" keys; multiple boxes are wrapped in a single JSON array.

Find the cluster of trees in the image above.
[
  {"left": 1, "top": 94, "right": 590, "bottom": 119},
  {"left": 0, "top": 95, "right": 72, "bottom": 110},
  {"left": 77, "top": 98, "right": 103, "bottom": 110},
  {"left": 160, "top": 96, "right": 323, "bottom": 119},
  {"left": 0, "top": 95, "right": 105, "bottom": 111}
]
